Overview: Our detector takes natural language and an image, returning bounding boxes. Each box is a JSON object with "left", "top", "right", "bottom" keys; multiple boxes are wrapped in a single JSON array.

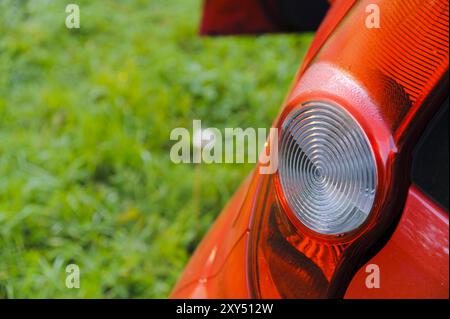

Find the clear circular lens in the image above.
[{"left": 278, "top": 101, "right": 377, "bottom": 235}]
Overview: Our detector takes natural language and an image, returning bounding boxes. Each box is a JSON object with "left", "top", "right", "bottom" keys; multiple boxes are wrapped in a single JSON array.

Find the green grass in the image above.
[{"left": 0, "top": 0, "right": 312, "bottom": 298}]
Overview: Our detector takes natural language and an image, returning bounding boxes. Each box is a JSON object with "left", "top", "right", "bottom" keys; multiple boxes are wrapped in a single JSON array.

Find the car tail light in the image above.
[
  {"left": 277, "top": 101, "right": 377, "bottom": 235},
  {"left": 247, "top": 0, "right": 449, "bottom": 299}
]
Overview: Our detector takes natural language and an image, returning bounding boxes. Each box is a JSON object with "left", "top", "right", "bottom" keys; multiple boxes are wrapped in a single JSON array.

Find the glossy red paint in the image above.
[
  {"left": 172, "top": 0, "right": 449, "bottom": 298},
  {"left": 171, "top": 175, "right": 256, "bottom": 298},
  {"left": 345, "top": 185, "right": 449, "bottom": 299}
]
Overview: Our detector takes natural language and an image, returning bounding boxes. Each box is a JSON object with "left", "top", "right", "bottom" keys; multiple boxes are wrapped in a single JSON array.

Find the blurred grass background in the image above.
[{"left": 0, "top": 0, "right": 312, "bottom": 298}]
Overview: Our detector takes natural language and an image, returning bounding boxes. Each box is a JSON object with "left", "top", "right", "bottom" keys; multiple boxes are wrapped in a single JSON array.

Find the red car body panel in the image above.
[
  {"left": 172, "top": 0, "right": 449, "bottom": 298},
  {"left": 172, "top": 181, "right": 449, "bottom": 299},
  {"left": 171, "top": 176, "right": 254, "bottom": 298},
  {"left": 345, "top": 186, "right": 449, "bottom": 299}
]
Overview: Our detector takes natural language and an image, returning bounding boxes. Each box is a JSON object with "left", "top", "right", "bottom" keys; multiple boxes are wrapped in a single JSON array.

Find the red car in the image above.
[{"left": 172, "top": 0, "right": 449, "bottom": 299}]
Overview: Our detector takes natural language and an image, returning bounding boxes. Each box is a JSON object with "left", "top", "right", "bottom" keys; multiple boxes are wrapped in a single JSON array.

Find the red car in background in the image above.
[{"left": 172, "top": 0, "right": 449, "bottom": 299}]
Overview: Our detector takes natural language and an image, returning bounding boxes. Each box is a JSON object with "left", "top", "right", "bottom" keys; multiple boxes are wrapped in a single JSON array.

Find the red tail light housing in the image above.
[{"left": 248, "top": 0, "right": 448, "bottom": 298}]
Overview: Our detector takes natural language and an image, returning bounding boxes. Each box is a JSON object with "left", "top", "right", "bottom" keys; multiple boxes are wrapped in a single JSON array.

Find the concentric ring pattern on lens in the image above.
[{"left": 278, "top": 102, "right": 377, "bottom": 235}]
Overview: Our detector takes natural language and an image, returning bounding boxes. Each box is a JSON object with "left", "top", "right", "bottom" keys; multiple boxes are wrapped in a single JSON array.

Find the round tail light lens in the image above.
[{"left": 278, "top": 101, "right": 377, "bottom": 235}]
